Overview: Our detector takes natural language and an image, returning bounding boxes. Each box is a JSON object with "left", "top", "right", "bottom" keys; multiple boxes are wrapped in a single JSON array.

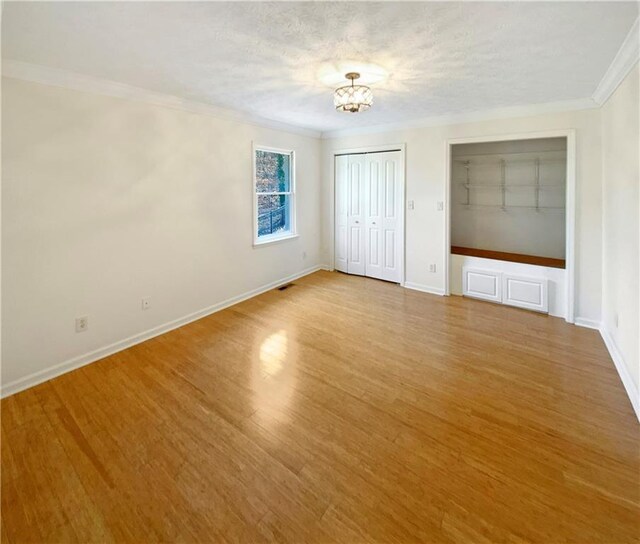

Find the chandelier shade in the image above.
[{"left": 334, "top": 72, "right": 373, "bottom": 113}]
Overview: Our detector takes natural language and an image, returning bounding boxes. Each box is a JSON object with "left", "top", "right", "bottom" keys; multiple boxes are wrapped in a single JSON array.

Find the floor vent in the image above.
[{"left": 277, "top": 283, "right": 295, "bottom": 291}]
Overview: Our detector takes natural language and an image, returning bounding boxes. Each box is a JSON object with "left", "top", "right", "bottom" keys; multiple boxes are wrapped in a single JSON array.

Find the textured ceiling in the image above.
[{"left": 2, "top": 2, "right": 638, "bottom": 132}]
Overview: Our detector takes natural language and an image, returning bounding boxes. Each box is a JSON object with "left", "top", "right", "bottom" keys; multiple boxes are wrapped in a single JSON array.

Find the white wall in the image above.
[
  {"left": 1, "top": 77, "right": 323, "bottom": 391},
  {"left": 601, "top": 63, "right": 639, "bottom": 403},
  {"left": 322, "top": 108, "right": 603, "bottom": 322}
]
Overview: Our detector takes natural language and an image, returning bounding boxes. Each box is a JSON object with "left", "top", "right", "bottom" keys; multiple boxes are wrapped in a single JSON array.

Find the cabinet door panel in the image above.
[
  {"left": 503, "top": 275, "right": 548, "bottom": 313},
  {"left": 463, "top": 268, "right": 502, "bottom": 303}
]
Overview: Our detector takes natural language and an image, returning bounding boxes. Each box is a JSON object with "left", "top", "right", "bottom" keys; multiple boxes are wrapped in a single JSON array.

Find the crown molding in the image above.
[
  {"left": 1, "top": 60, "right": 321, "bottom": 139},
  {"left": 320, "top": 97, "right": 598, "bottom": 139},
  {"left": 6, "top": 32, "right": 635, "bottom": 143},
  {"left": 593, "top": 17, "right": 640, "bottom": 106}
]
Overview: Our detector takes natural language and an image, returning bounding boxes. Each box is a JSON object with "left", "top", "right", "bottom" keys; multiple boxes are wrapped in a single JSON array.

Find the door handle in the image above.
[
  {"left": 355, "top": 220, "right": 360, "bottom": 224},
  {"left": 372, "top": 221, "right": 376, "bottom": 225}
]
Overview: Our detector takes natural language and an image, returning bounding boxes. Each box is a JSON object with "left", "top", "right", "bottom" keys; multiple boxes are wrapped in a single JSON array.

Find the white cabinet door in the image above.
[
  {"left": 462, "top": 266, "right": 549, "bottom": 313},
  {"left": 334, "top": 155, "right": 349, "bottom": 273},
  {"left": 347, "top": 155, "right": 366, "bottom": 276},
  {"left": 463, "top": 267, "right": 502, "bottom": 302},
  {"left": 503, "top": 274, "right": 548, "bottom": 312}
]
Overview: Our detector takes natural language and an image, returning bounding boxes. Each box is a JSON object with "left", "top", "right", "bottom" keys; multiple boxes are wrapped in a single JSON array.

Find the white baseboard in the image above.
[
  {"left": 404, "top": 282, "right": 446, "bottom": 296},
  {"left": 575, "top": 317, "right": 601, "bottom": 330},
  {"left": 1, "top": 265, "right": 325, "bottom": 399},
  {"left": 600, "top": 326, "right": 640, "bottom": 423}
]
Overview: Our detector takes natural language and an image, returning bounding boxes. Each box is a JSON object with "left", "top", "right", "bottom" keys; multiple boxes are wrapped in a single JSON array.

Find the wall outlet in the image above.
[
  {"left": 75, "top": 316, "right": 89, "bottom": 333},
  {"left": 407, "top": 200, "right": 415, "bottom": 210},
  {"left": 141, "top": 297, "right": 151, "bottom": 311},
  {"left": 429, "top": 264, "right": 437, "bottom": 273},
  {"left": 302, "top": 251, "right": 307, "bottom": 260},
  {"left": 437, "top": 201, "right": 444, "bottom": 211},
  {"left": 614, "top": 313, "right": 618, "bottom": 328}
]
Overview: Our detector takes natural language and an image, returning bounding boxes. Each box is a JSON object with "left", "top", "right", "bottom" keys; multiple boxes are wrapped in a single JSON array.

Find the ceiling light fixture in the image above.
[{"left": 334, "top": 72, "right": 373, "bottom": 113}]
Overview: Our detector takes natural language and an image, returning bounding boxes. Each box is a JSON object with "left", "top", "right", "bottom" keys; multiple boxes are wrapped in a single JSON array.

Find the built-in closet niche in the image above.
[
  {"left": 451, "top": 137, "right": 567, "bottom": 266},
  {"left": 449, "top": 137, "right": 569, "bottom": 316}
]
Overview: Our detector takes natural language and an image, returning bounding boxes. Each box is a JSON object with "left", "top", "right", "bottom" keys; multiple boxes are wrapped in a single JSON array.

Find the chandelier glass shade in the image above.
[{"left": 334, "top": 72, "right": 373, "bottom": 113}]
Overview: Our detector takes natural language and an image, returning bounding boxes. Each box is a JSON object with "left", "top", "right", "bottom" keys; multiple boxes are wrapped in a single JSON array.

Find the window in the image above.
[{"left": 253, "top": 146, "right": 296, "bottom": 244}]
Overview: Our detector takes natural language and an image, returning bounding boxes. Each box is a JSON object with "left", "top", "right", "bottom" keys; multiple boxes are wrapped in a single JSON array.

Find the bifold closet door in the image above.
[
  {"left": 335, "top": 151, "right": 402, "bottom": 282},
  {"left": 365, "top": 151, "right": 401, "bottom": 282},
  {"left": 335, "top": 154, "right": 365, "bottom": 275},
  {"left": 335, "top": 155, "right": 349, "bottom": 273},
  {"left": 347, "top": 154, "right": 366, "bottom": 275}
]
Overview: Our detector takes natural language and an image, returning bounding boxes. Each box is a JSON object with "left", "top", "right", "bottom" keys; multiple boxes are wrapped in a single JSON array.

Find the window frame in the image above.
[{"left": 252, "top": 144, "right": 298, "bottom": 246}]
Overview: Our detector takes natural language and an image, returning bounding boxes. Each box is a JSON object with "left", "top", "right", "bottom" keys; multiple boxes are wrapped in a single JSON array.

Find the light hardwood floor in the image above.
[{"left": 2, "top": 270, "right": 639, "bottom": 543}]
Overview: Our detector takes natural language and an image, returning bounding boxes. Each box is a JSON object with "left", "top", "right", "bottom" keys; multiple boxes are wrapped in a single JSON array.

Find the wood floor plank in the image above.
[{"left": 2, "top": 270, "right": 638, "bottom": 543}]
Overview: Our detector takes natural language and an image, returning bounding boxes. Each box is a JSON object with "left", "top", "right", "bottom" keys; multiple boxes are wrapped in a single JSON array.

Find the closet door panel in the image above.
[
  {"left": 350, "top": 227, "right": 364, "bottom": 269},
  {"left": 380, "top": 153, "right": 402, "bottom": 282},
  {"left": 384, "top": 229, "right": 396, "bottom": 269},
  {"left": 364, "top": 155, "right": 384, "bottom": 279},
  {"left": 368, "top": 160, "right": 380, "bottom": 217},
  {"left": 347, "top": 156, "right": 366, "bottom": 276},
  {"left": 384, "top": 162, "right": 396, "bottom": 219},
  {"left": 334, "top": 155, "right": 349, "bottom": 273}
]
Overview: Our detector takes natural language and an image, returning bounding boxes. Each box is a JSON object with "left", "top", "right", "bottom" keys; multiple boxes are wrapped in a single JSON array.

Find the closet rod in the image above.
[
  {"left": 459, "top": 183, "right": 565, "bottom": 189},
  {"left": 452, "top": 149, "right": 566, "bottom": 158},
  {"left": 460, "top": 204, "right": 565, "bottom": 210},
  {"left": 454, "top": 158, "right": 566, "bottom": 167}
]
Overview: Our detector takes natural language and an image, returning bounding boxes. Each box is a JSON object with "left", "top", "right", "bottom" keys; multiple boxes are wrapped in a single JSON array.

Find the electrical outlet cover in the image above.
[{"left": 75, "top": 316, "right": 88, "bottom": 332}]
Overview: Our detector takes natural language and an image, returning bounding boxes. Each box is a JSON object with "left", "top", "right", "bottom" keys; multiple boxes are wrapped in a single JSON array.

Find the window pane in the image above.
[
  {"left": 256, "top": 150, "right": 291, "bottom": 193},
  {"left": 258, "top": 194, "right": 290, "bottom": 237}
]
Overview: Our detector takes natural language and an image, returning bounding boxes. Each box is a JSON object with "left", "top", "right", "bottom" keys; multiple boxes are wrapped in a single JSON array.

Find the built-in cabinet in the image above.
[
  {"left": 462, "top": 266, "right": 549, "bottom": 313},
  {"left": 335, "top": 151, "right": 403, "bottom": 283}
]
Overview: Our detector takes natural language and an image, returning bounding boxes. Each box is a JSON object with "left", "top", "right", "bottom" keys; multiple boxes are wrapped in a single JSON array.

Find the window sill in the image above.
[{"left": 253, "top": 233, "right": 299, "bottom": 247}]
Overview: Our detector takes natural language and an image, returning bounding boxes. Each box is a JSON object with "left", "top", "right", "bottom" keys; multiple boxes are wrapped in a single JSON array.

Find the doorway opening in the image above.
[{"left": 446, "top": 131, "right": 575, "bottom": 321}]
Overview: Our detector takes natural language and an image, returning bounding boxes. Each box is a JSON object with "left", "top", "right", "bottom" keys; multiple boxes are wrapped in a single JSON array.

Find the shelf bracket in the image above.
[
  {"left": 534, "top": 158, "right": 540, "bottom": 212},
  {"left": 500, "top": 159, "right": 506, "bottom": 211},
  {"left": 465, "top": 160, "right": 470, "bottom": 205}
]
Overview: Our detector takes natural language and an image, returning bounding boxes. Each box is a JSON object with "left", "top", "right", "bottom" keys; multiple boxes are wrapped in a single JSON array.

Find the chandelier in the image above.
[{"left": 334, "top": 72, "right": 373, "bottom": 113}]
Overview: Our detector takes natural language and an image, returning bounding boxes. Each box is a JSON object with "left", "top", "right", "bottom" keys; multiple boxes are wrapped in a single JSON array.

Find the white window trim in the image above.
[{"left": 252, "top": 144, "right": 297, "bottom": 246}]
